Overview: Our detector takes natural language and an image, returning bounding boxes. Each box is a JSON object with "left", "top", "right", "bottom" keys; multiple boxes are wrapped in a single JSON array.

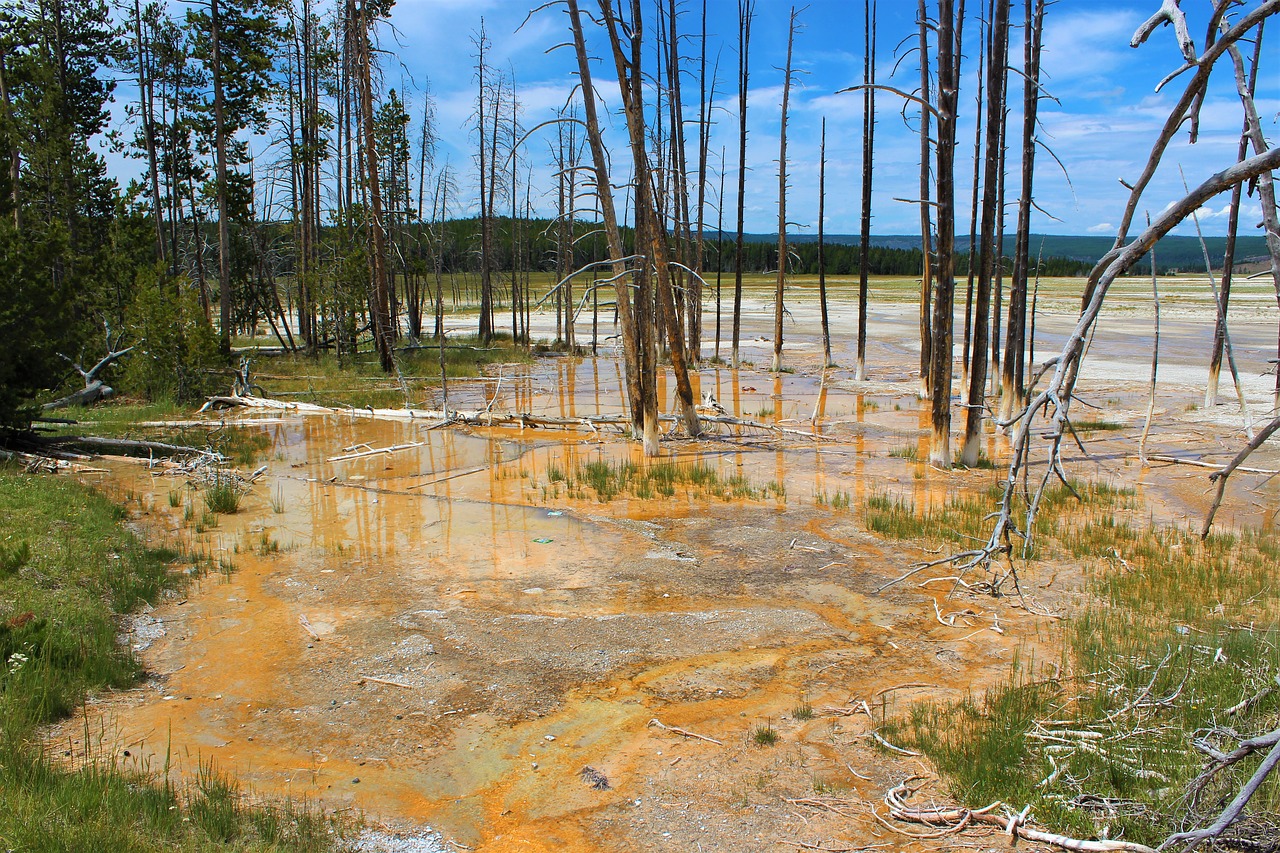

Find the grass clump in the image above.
[
  {"left": 0, "top": 468, "right": 346, "bottom": 851},
  {"left": 202, "top": 475, "right": 243, "bottom": 515},
  {"left": 883, "top": 484, "right": 1280, "bottom": 846},
  {"left": 565, "top": 458, "right": 766, "bottom": 504},
  {"left": 752, "top": 723, "right": 780, "bottom": 746}
]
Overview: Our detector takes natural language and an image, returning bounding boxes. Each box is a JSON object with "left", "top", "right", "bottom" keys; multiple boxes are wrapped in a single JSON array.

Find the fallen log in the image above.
[
  {"left": 38, "top": 436, "right": 209, "bottom": 459},
  {"left": 200, "top": 394, "right": 834, "bottom": 441}
]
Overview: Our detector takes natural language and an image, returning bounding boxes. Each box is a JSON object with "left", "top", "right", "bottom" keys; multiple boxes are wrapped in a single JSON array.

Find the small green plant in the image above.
[
  {"left": 269, "top": 484, "right": 285, "bottom": 514},
  {"left": 889, "top": 444, "right": 919, "bottom": 461},
  {"left": 0, "top": 539, "right": 31, "bottom": 575},
  {"left": 756, "top": 406, "right": 775, "bottom": 418},
  {"left": 547, "top": 462, "right": 566, "bottom": 483},
  {"left": 257, "top": 531, "right": 279, "bottom": 556},
  {"left": 167, "top": 490, "right": 183, "bottom": 508},
  {"left": 752, "top": 722, "right": 779, "bottom": 746},
  {"left": 1072, "top": 419, "right": 1125, "bottom": 432},
  {"left": 203, "top": 477, "right": 242, "bottom": 515},
  {"left": 792, "top": 702, "right": 814, "bottom": 721}
]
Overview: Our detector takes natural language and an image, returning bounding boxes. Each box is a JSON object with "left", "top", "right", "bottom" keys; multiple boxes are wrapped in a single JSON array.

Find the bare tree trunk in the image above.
[
  {"left": 731, "top": 0, "right": 753, "bottom": 369},
  {"left": 567, "top": 0, "right": 643, "bottom": 429},
  {"left": 961, "top": 0, "right": 1008, "bottom": 468},
  {"left": 1222, "top": 19, "right": 1280, "bottom": 412},
  {"left": 693, "top": 0, "right": 711, "bottom": 362},
  {"left": 1207, "top": 131, "right": 1246, "bottom": 407},
  {"left": 1000, "top": 0, "right": 1045, "bottom": 421},
  {"left": 855, "top": 0, "right": 876, "bottom": 381},
  {"left": 928, "top": 0, "right": 964, "bottom": 469},
  {"left": 354, "top": 0, "right": 394, "bottom": 372},
  {"left": 818, "top": 119, "right": 832, "bottom": 368},
  {"left": 916, "top": 0, "right": 934, "bottom": 399},
  {"left": 962, "top": 16, "right": 985, "bottom": 390},
  {"left": 772, "top": 7, "right": 798, "bottom": 374},
  {"left": 599, "top": 0, "right": 700, "bottom": 448},
  {"left": 715, "top": 145, "right": 725, "bottom": 361},
  {"left": 211, "top": 0, "right": 232, "bottom": 352},
  {"left": 476, "top": 22, "right": 493, "bottom": 344}
]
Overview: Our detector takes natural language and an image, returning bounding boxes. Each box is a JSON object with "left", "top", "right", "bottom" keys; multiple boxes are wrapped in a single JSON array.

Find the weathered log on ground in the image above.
[
  {"left": 36, "top": 435, "right": 208, "bottom": 459},
  {"left": 199, "top": 394, "right": 832, "bottom": 441}
]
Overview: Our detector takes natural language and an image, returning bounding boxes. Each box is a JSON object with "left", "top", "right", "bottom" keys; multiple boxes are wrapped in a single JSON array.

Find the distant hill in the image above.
[{"left": 712, "top": 232, "right": 1270, "bottom": 274}]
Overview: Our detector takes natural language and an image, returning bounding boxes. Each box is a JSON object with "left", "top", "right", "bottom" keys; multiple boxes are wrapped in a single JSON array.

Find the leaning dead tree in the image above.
[
  {"left": 932, "top": 0, "right": 1280, "bottom": 582},
  {"left": 44, "top": 324, "right": 135, "bottom": 410}
]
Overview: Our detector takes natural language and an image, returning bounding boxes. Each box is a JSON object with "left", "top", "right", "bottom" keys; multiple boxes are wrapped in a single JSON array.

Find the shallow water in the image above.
[{"left": 57, "top": 291, "right": 1280, "bottom": 851}]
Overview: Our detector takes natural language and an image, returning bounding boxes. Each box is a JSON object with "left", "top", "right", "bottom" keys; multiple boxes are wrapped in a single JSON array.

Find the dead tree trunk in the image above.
[
  {"left": 211, "top": 0, "right": 232, "bottom": 353},
  {"left": 928, "top": 0, "right": 964, "bottom": 468},
  {"left": 855, "top": 0, "right": 876, "bottom": 381},
  {"left": 772, "top": 7, "right": 798, "bottom": 374},
  {"left": 962, "top": 16, "right": 985, "bottom": 390},
  {"left": 44, "top": 325, "right": 135, "bottom": 410},
  {"left": 354, "top": 0, "right": 395, "bottom": 372},
  {"left": 999, "top": 0, "right": 1045, "bottom": 421},
  {"left": 599, "top": 0, "right": 701, "bottom": 448},
  {"left": 961, "top": 0, "right": 1009, "bottom": 469},
  {"left": 818, "top": 119, "right": 832, "bottom": 368},
  {"left": 731, "top": 0, "right": 754, "bottom": 369},
  {"left": 916, "top": 0, "right": 934, "bottom": 400},
  {"left": 567, "top": 0, "right": 643, "bottom": 429}
]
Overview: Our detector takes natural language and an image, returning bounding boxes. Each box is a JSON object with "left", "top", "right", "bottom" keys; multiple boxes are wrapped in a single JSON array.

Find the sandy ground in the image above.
[{"left": 50, "top": 281, "right": 1279, "bottom": 852}]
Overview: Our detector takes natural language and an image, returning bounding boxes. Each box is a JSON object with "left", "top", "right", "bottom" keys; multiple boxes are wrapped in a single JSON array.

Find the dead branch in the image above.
[
  {"left": 1161, "top": 727, "right": 1280, "bottom": 852},
  {"left": 646, "top": 718, "right": 722, "bottom": 745},
  {"left": 883, "top": 778, "right": 1159, "bottom": 853},
  {"left": 978, "top": 146, "right": 1280, "bottom": 573},
  {"left": 1131, "top": 0, "right": 1197, "bottom": 63},
  {"left": 1201, "top": 414, "right": 1280, "bottom": 538}
]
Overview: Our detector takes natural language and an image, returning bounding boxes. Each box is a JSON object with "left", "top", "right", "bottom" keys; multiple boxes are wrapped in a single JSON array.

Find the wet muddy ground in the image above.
[{"left": 52, "top": 281, "right": 1279, "bottom": 851}]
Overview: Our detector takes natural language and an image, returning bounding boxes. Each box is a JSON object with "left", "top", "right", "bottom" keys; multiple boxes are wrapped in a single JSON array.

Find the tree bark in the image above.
[
  {"left": 772, "top": 7, "right": 797, "bottom": 374},
  {"left": 916, "top": 0, "right": 933, "bottom": 399},
  {"left": 961, "top": 0, "right": 1009, "bottom": 468},
  {"left": 211, "top": 0, "right": 232, "bottom": 352},
  {"left": 1000, "top": 0, "right": 1045, "bottom": 421},
  {"left": 928, "top": 0, "right": 964, "bottom": 469},
  {"left": 818, "top": 119, "right": 831, "bottom": 368},
  {"left": 856, "top": 0, "right": 876, "bottom": 381},
  {"left": 731, "top": 0, "right": 753, "bottom": 369},
  {"left": 354, "top": 0, "right": 394, "bottom": 372}
]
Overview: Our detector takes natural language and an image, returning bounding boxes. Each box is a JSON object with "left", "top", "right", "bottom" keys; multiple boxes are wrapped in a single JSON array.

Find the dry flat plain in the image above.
[{"left": 51, "top": 274, "right": 1280, "bottom": 852}]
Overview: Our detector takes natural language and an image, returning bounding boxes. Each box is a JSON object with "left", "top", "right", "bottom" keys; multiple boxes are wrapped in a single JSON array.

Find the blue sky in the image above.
[{"left": 107, "top": 0, "right": 1280, "bottom": 238}]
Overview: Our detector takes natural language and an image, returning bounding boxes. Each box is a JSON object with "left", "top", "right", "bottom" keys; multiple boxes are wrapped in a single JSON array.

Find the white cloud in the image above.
[{"left": 1087, "top": 222, "right": 1115, "bottom": 234}]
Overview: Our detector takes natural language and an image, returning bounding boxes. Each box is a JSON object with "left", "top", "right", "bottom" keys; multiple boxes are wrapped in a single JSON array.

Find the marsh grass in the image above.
[
  {"left": 203, "top": 476, "right": 243, "bottom": 515},
  {"left": 563, "top": 458, "right": 769, "bottom": 504},
  {"left": 880, "top": 481, "right": 1280, "bottom": 845},
  {"left": 864, "top": 479, "right": 1135, "bottom": 560},
  {"left": 0, "top": 470, "right": 336, "bottom": 851}
]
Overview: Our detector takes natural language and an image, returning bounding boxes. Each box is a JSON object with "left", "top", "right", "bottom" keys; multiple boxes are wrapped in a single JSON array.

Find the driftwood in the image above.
[
  {"left": 646, "top": 718, "right": 723, "bottom": 745},
  {"left": 43, "top": 323, "right": 135, "bottom": 410},
  {"left": 881, "top": 778, "right": 1159, "bottom": 853}
]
